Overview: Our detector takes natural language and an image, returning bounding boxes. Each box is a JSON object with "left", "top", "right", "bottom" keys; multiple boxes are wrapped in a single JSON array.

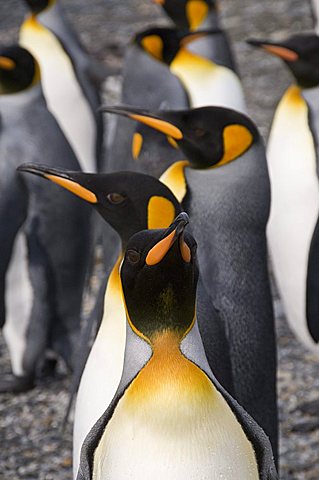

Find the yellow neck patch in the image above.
[
  {"left": 186, "top": 0, "right": 209, "bottom": 31},
  {"left": 45, "top": 175, "right": 98, "bottom": 203},
  {"left": 132, "top": 132, "right": 143, "bottom": 160},
  {"left": 147, "top": 196, "right": 176, "bottom": 230},
  {"left": 141, "top": 35, "right": 164, "bottom": 62},
  {"left": 160, "top": 160, "right": 189, "bottom": 203},
  {"left": 217, "top": 124, "right": 253, "bottom": 167}
]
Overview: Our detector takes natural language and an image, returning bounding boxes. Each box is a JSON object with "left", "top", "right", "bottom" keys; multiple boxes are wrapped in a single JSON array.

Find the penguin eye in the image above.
[
  {"left": 193, "top": 127, "right": 206, "bottom": 138},
  {"left": 126, "top": 250, "right": 141, "bottom": 264},
  {"left": 106, "top": 193, "right": 126, "bottom": 205}
]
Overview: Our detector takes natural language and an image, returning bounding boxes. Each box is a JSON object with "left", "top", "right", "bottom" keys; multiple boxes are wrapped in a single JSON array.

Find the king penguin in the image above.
[
  {"left": 153, "top": 0, "right": 237, "bottom": 70},
  {"left": 76, "top": 214, "right": 278, "bottom": 480},
  {"left": 101, "top": 103, "right": 278, "bottom": 460},
  {"left": 248, "top": 35, "right": 319, "bottom": 353},
  {"left": 133, "top": 27, "right": 246, "bottom": 111},
  {"left": 18, "top": 163, "right": 233, "bottom": 477},
  {"left": 19, "top": 0, "right": 103, "bottom": 172},
  {"left": 0, "top": 45, "right": 90, "bottom": 392}
]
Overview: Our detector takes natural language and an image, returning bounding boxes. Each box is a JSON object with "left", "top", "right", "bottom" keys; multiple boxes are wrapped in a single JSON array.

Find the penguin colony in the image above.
[{"left": 0, "top": 0, "right": 318, "bottom": 478}]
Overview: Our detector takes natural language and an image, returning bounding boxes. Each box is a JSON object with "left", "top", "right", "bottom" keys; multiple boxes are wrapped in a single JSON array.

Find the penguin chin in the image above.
[{"left": 23, "top": 0, "right": 51, "bottom": 14}]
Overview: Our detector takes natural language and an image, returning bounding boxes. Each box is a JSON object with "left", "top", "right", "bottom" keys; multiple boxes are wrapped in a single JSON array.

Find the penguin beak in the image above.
[
  {"left": 247, "top": 39, "right": 299, "bottom": 62},
  {"left": 146, "top": 212, "right": 191, "bottom": 265},
  {"left": 100, "top": 105, "right": 184, "bottom": 140},
  {"left": 17, "top": 163, "right": 98, "bottom": 203},
  {"left": 0, "top": 56, "right": 15, "bottom": 70}
]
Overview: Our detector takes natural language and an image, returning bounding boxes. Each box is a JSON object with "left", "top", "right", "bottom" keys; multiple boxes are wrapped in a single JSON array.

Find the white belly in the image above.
[
  {"left": 20, "top": 19, "right": 96, "bottom": 173},
  {"left": 93, "top": 348, "right": 258, "bottom": 480},
  {"left": 3, "top": 230, "right": 33, "bottom": 376},
  {"left": 73, "top": 262, "right": 126, "bottom": 478},
  {"left": 171, "top": 49, "right": 246, "bottom": 113},
  {"left": 267, "top": 85, "right": 319, "bottom": 352}
]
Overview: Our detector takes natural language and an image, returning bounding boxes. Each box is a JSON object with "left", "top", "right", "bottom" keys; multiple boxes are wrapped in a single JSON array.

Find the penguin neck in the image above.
[
  {"left": 0, "top": 82, "right": 43, "bottom": 110},
  {"left": 196, "top": 9, "right": 219, "bottom": 30},
  {"left": 126, "top": 329, "right": 216, "bottom": 407},
  {"left": 170, "top": 48, "right": 217, "bottom": 104},
  {"left": 160, "top": 160, "right": 189, "bottom": 203}
]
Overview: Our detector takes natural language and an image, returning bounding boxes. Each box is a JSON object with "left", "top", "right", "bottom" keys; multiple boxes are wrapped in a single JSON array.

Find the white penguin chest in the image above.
[
  {"left": 267, "top": 85, "right": 319, "bottom": 350},
  {"left": 93, "top": 338, "right": 258, "bottom": 480},
  {"left": 73, "top": 260, "right": 126, "bottom": 477},
  {"left": 20, "top": 18, "right": 96, "bottom": 172},
  {"left": 170, "top": 49, "right": 246, "bottom": 112}
]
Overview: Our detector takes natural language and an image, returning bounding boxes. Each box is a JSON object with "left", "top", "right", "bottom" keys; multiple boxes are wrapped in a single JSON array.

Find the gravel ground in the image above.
[{"left": 1, "top": 0, "right": 319, "bottom": 479}]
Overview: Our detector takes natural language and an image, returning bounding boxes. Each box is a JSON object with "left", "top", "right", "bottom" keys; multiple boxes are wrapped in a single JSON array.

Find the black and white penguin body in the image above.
[
  {"left": 248, "top": 35, "right": 319, "bottom": 352},
  {"left": 106, "top": 36, "right": 189, "bottom": 175},
  {"left": 0, "top": 46, "right": 90, "bottom": 392},
  {"left": 102, "top": 104, "right": 278, "bottom": 459},
  {"left": 153, "top": 0, "right": 237, "bottom": 70},
  {"left": 76, "top": 216, "right": 278, "bottom": 480},
  {"left": 20, "top": 0, "right": 103, "bottom": 172},
  {"left": 18, "top": 164, "right": 233, "bottom": 476},
  {"left": 133, "top": 27, "right": 246, "bottom": 112}
]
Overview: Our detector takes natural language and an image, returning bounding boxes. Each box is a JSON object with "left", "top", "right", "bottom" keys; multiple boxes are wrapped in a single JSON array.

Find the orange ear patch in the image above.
[
  {"left": 141, "top": 35, "right": 164, "bottom": 61},
  {"left": 147, "top": 196, "right": 176, "bottom": 230},
  {"left": 218, "top": 124, "right": 253, "bottom": 167},
  {"left": 45, "top": 175, "right": 98, "bottom": 203},
  {"left": 132, "top": 132, "right": 143, "bottom": 160},
  {"left": 186, "top": 0, "right": 209, "bottom": 31}
]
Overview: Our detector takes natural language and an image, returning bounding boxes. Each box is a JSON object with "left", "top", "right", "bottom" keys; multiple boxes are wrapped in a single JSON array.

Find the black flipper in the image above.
[{"left": 306, "top": 215, "right": 319, "bottom": 342}]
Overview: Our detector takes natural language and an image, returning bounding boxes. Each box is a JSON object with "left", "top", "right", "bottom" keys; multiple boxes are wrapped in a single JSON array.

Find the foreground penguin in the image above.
[
  {"left": 133, "top": 27, "right": 246, "bottom": 111},
  {"left": 77, "top": 214, "right": 278, "bottom": 480},
  {"left": 18, "top": 164, "right": 232, "bottom": 476},
  {"left": 153, "top": 0, "right": 237, "bottom": 70},
  {"left": 248, "top": 35, "right": 319, "bottom": 352},
  {"left": 20, "top": 0, "right": 103, "bottom": 171},
  {"left": 0, "top": 46, "right": 90, "bottom": 392},
  {"left": 102, "top": 104, "right": 278, "bottom": 459}
]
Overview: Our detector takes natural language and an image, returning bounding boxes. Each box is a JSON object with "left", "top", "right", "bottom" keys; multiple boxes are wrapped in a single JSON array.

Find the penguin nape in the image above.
[
  {"left": 18, "top": 163, "right": 233, "bottom": 477},
  {"left": 133, "top": 27, "right": 246, "bottom": 111},
  {"left": 101, "top": 103, "right": 278, "bottom": 461},
  {"left": 152, "top": 0, "right": 237, "bottom": 71},
  {"left": 248, "top": 35, "right": 319, "bottom": 353},
  {"left": 77, "top": 214, "right": 278, "bottom": 480},
  {"left": 20, "top": 0, "right": 104, "bottom": 172},
  {"left": 0, "top": 46, "right": 90, "bottom": 393}
]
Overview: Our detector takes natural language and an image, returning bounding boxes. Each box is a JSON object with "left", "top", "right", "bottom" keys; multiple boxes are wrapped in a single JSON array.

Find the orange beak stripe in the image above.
[
  {"left": 180, "top": 237, "right": 191, "bottom": 263},
  {"left": 130, "top": 114, "right": 183, "bottom": 140},
  {"left": 45, "top": 175, "right": 98, "bottom": 203},
  {"left": 263, "top": 45, "right": 298, "bottom": 62},
  {"left": 0, "top": 56, "right": 15, "bottom": 70},
  {"left": 146, "top": 230, "right": 176, "bottom": 266}
]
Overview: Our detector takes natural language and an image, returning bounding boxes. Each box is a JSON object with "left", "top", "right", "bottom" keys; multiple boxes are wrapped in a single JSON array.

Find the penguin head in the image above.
[
  {"left": 101, "top": 105, "right": 259, "bottom": 169},
  {"left": 121, "top": 212, "right": 198, "bottom": 343},
  {"left": 17, "top": 164, "right": 182, "bottom": 245},
  {"left": 152, "top": 0, "right": 217, "bottom": 31},
  {"left": 247, "top": 35, "right": 319, "bottom": 89},
  {"left": 134, "top": 27, "right": 214, "bottom": 65},
  {"left": 0, "top": 46, "right": 40, "bottom": 94},
  {"left": 23, "top": 0, "right": 54, "bottom": 14}
]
